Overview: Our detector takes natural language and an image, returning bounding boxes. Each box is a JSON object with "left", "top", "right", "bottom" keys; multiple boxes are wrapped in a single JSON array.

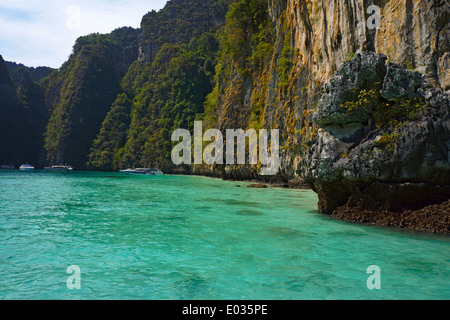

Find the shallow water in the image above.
[{"left": 0, "top": 171, "right": 448, "bottom": 300}]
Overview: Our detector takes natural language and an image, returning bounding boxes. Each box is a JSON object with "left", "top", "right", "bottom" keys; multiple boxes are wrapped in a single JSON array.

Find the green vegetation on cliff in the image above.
[
  {"left": 206, "top": 0, "right": 275, "bottom": 132},
  {"left": 101, "top": 33, "right": 219, "bottom": 171},
  {"left": 88, "top": 0, "right": 229, "bottom": 171},
  {"left": 16, "top": 70, "right": 48, "bottom": 165},
  {"left": 139, "top": 0, "right": 229, "bottom": 62},
  {"left": 42, "top": 27, "right": 139, "bottom": 169},
  {"left": 88, "top": 93, "right": 132, "bottom": 171}
]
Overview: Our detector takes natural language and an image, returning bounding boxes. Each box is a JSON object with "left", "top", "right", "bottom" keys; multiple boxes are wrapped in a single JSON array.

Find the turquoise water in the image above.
[{"left": 0, "top": 170, "right": 448, "bottom": 300}]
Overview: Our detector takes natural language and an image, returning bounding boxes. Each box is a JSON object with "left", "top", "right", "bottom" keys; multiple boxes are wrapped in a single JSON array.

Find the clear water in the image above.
[{"left": 0, "top": 170, "right": 448, "bottom": 300}]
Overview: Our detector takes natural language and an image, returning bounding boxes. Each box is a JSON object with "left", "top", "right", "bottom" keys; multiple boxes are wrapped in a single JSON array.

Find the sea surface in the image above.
[{"left": 0, "top": 170, "right": 448, "bottom": 300}]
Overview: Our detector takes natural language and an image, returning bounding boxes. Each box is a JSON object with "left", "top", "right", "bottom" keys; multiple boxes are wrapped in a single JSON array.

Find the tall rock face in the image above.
[
  {"left": 87, "top": 93, "right": 132, "bottom": 171},
  {"left": 374, "top": 0, "right": 449, "bottom": 90},
  {"left": 43, "top": 27, "right": 140, "bottom": 169},
  {"left": 204, "top": 0, "right": 449, "bottom": 182},
  {"left": 0, "top": 55, "right": 18, "bottom": 108}
]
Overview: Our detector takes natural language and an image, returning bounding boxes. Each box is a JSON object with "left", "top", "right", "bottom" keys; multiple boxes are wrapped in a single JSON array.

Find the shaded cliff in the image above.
[
  {"left": 15, "top": 69, "right": 49, "bottom": 166},
  {"left": 0, "top": 55, "right": 49, "bottom": 166},
  {"left": 0, "top": 55, "right": 20, "bottom": 165}
]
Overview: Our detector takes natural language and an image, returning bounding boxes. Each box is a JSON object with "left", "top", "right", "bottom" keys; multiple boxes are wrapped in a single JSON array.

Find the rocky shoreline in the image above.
[
  {"left": 332, "top": 199, "right": 450, "bottom": 234},
  {"left": 300, "top": 52, "right": 450, "bottom": 234}
]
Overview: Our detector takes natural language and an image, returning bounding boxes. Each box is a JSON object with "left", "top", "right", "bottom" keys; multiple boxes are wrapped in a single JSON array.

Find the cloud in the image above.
[{"left": 0, "top": 0, "right": 167, "bottom": 68}]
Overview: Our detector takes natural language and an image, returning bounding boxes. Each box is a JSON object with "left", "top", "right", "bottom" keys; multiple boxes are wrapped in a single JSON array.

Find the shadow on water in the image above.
[
  {"left": 168, "top": 272, "right": 214, "bottom": 299},
  {"left": 234, "top": 209, "right": 264, "bottom": 216},
  {"left": 195, "top": 206, "right": 215, "bottom": 212},
  {"left": 268, "top": 226, "right": 303, "bottom": 238},
  {"left": 282, "top": 272, "right": 334, "bottom": 296},
  {"left": 204, "top": 198, "right": 263, "bottom": 208},
  {"left": 159, "top": 216, "right": 187, "bottom": 222}
]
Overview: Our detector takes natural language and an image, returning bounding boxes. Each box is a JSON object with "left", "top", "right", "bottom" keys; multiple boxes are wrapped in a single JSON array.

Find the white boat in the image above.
[
  {"left": 44, "top": 165, "right": 73, "bottom": 172},
  {"left": 119, "top": 168, "right": 164, "bottom": 176},
  {"left": 19, "top": 164, "right": 35, "bottom": 171}
]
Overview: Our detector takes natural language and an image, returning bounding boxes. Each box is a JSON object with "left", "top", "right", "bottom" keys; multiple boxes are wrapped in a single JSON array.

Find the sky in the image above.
[{"left": 0, "top": 0, "right": 168, "bottom": 68}]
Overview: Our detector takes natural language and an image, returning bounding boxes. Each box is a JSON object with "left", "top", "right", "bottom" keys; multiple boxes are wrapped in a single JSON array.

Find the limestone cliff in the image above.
[
  {"left": 42, "top": 27, "right": 140, "bottom": 169},
  {"left": 206, "top": 0, "right": 448, "bottom": 183}
]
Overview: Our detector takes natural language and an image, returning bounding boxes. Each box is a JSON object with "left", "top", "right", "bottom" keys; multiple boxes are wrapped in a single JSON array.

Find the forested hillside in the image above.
[
  {"left": 41, "top": 27, "right": 140, "bottom": 169},
  {"left": 0, "top": 0, "right": 279, "bottom": 171},
  {"left": 88, "top": 0, "right": 229, "bottom": 171}
]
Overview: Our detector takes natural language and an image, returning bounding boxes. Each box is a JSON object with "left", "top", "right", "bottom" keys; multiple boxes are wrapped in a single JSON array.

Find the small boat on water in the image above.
[
  {"left": 44, "top": 165, "right": 73, "bottom": 172},
  {"left": 119, "top": 168, "right": 164, "bottom": 176},
  {"left": 19, "top": 164, "right": 35, "bottom": 171},
  {"left": 1, "top": 165, "right": 15, "bottom": 169}
]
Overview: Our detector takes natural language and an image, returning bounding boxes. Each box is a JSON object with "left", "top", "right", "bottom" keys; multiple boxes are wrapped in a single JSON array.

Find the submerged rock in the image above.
[
  {"left": 302, "top": 53, "right": 450, "bottom": 230},
  {"left": 247, "top": 184, "right": 268, "bottom": 188}
]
